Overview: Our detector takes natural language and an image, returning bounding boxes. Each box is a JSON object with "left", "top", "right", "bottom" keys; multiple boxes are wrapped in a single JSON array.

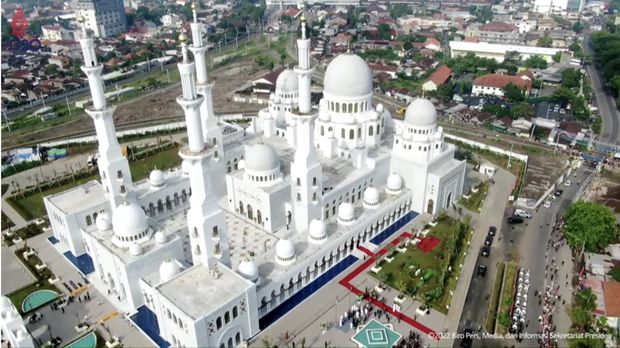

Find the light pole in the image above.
[
  {"left": 2, "top": 108, "right": 11, "bottom": 132},
  {"left": 65, "top": 95, "right": 72, "bottom": 116}
]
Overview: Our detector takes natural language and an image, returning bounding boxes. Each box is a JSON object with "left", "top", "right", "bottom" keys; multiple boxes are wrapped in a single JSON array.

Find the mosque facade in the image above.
[{"left": 42, "top": 8, "right": 465, "bottom": 348}]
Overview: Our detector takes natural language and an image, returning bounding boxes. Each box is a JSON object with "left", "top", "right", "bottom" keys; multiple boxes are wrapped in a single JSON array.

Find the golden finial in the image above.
[
  {"left": 178, "top": 32, "right": 188, "bottom": 43},
  {"left": 191, "top": 1, "right": 197, "bottom": 10},
  {"left": 78, "top": 15, "right": 85, "bottom": 23},
  {"left": 301, "top": 13, "right": 306, "bottom": 22}
]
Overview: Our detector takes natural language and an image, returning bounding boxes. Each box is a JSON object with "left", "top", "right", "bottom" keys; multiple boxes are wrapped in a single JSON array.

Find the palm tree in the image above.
[{"left": 576, "top": 288, "right": 596, "bottom": 312}]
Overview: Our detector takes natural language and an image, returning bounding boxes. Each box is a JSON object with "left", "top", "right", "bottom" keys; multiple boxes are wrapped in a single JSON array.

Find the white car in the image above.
[
  {"left": 543, "top": 201, "right": 552, "bottom": 208},
  {"left": 514, "top": 209, "right": 532, "bottom": 218},
  {"left": 564, "top": 180, "right": 571, "bottom": 186}
]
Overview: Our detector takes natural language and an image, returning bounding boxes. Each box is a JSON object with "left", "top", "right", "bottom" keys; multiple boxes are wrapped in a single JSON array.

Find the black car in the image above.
[
  {"left": 488, "top": 226, "right": 497, "bottom": 236},
  {"left": 484, "top": 235, "right": 493, "bottom": 246},
  {"left": 461, "top": 327, "right": 473, "bottom": 348},
  {"left": 477, "top": 265, "right": 487, "bottom": 277},
  {"left": 507, "top": 216, "right": 524, "bottom": 224},
  {"left": 554, "top": 189, "right": 564, "bottom": 196},
  {"left": 481, "top": 245, "right": 490, "bottom": 257}
]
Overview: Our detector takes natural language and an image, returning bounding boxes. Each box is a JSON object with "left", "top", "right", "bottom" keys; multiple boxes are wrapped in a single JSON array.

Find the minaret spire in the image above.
[
  {"left": 188, "top": 1, "right": 226, "bottom": 196},
  {"left": 78, "top": 15, "right": 134, "bottom": 209},
  {"left": 294, "top": 13, "right": 313, "bottom": 113},
  {"left": 177, "top": 33, "right": 231, "bottom": 268}
]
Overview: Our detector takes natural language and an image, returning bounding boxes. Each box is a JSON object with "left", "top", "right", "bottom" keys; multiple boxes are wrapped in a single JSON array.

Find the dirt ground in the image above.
[
  {"left": 3, "top": 59, "right": 268, "bottom": 148},
  {"left": 520, "top": 152, "right": 568, "bottom": 201},
  {"left": 591, "top": 167, "right": 620, "bottom": 213}
]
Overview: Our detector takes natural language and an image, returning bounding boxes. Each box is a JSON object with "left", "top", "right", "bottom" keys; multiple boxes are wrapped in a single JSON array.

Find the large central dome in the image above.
[
  {"left": 324, "top": 53, "right": 373, "bottom": 98},
  {"left": 244, "top": 143, "right": 279, "bottom": 172}
]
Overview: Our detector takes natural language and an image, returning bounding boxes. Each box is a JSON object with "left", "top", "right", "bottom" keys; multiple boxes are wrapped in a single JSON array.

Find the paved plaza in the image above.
[
  {"left": 1, "top": 245, "right": 35, "bottom": 294},
  {"left": 1, "top": 231, "right": 155, "bottom": 348}
]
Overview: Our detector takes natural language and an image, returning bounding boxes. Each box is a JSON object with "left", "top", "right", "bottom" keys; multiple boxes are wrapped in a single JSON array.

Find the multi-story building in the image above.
[
  {"left": 465, "top": 22, "right": 524, "bottom": 45},
  {"left": 75, "top": 0, "right": 127, "bottom": 38},
  {"left": 533, "top": 0, "right": 569, "bottom": 15}
]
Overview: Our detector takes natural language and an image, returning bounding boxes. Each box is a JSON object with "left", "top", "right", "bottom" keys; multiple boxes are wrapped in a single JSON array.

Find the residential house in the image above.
[
  {"left": 472, "top": 73, "right": 532, "bottom": 97},
  {"left": 251, "top": 67, "right": 285, "bottom": 95},
  {"left": 368, "top": 63, "right": 398, "bottom": 79},
  {"left": 48, "top": 55, "right": 71, "bottom": 69},
  {"left": 42, "top": 25, "right": 71, "bottom": 42},
  {"left": 49, "top": 40, "right": 82, "bottom": 59},
  {"left": 465, "top": 22, "right": 523, "bottom": 45},
  {"left": 422, "top": 65, "right": 452, "bottom": 92},
  {"left": 424, "top": 38, "right": 441, "bottom": 51},
  {"left": 161, "top": 14, "right": 183, "bottom": 27}
]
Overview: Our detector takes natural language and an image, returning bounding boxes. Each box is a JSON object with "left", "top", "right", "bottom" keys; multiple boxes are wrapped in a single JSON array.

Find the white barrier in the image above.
[{"left": 444, "top": 133, "right": 529, "bottom": 162}]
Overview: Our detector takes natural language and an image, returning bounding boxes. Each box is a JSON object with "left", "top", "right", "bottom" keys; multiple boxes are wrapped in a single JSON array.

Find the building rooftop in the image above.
[
  {"left": 603, "top": 281, "right": 620, "bottom": 317},
  {"left": 46, "top": 180, "right": 107, "bottom": 214},
  {"left": 473, "top": 73, "right": 531, "bottom": 90},
  {"left": 426, "top": 65, "right": 452, "bottom": 85},
  {"left": 449, "top": 41, "right": 566, "bottom": 56},
  {"left": 156, "top": 263, "right": 253, "bottom": 319}
]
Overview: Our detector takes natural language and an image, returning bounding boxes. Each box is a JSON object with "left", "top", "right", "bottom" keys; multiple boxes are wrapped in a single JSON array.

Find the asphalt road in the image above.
[
  {"left": 584, "top": 35, "right": 620, "bottom": 145},
  {"left": 454, "top": 164, "right": 594, "bottom": 348}
]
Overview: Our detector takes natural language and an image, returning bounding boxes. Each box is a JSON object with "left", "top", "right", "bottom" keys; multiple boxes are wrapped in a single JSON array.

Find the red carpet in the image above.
[
  {"left": 338, "top": 232, "right": 439, "bottom": 341},
  {"left": 417, "top": 236, "right": 441, "bottom": 253}
]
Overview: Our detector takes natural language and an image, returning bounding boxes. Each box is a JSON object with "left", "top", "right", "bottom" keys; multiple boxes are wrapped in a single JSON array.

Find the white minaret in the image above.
[
  {"left": 189, "top": 1, "right": 226, "bottom": 197},
  {"left": 290, "top": 14, "right": 323, "bottom": 231},
  {"left": 177, "top": 33, "right": 230, "bottom": 268},
  {"left": 294, "top": 14, "right": 312, "bottom": 113},
  {"left": 78, "top": 16, "right": 134, "bottom": 209}
]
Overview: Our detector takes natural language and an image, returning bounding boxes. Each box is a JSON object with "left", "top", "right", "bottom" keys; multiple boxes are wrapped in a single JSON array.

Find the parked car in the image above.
[
  {"left": 477, "top": 265, "right": 487, "bottom": 277},
  {"left": 514, "top": 209, "right": 532, "bottom": 219},
  {"left": 564, "top": 180, "right": 571, "bottom": 186},
  {"left": 28, "top": 312, "right": 42, "bottom": 323},
  {"left": 507, "top": 216, "right": 524, "bottom": 224},
  {"left": 484, "top": 235, "right": 493, "bottom": 246},
  {"left": 543, "top": 200, "right": 552, "bottom": 208},
  {"left": 488, "top": 226, "right": 497, "bottom": 236},
  {"left": 481, "top": 245, "right": 490, "bottom": 257},
  {"left": 554, "top": 189, "right": 564, "bottom": 196}
]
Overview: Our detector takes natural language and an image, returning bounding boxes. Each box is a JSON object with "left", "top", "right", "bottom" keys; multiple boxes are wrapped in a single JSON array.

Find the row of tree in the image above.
[{"left": 591, "top": 30, "right": 620, "bottom": 108}]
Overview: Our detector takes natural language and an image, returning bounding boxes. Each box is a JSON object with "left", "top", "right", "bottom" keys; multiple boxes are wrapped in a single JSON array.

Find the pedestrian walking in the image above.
[
  {"left": 78, "top": 296, "right": 82, "bottom": 303},
  {"left": 61, "top": 307, "right": 65, "bottom": 313}
]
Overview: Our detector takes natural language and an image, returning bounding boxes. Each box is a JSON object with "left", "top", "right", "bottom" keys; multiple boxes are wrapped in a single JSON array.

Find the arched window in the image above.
[
  {"left": 239, "top": 201, "right": 244, "bottom": 215},
  {"left": 336, "top": 103, "right": 340, "bottom": 112},
  {"left": 358, "top": 128, "right": 361, "bottom": 138},
  {"left": 224, "top": 312, "right": 230, "bottom": 324},
  {"left": 85, "top": 215, "right": 92, "bottom": 226},
  {"left": 320, "top": 125, "right": 324, "bottom": 136},
  {"left": 232, "top": 306, "right": 238, "bottom": 318},
  {"left": 216, "top": 317, "right": 222, "bottom": 329},
  {"left": 235, "top": 332, "right": 241, "bottom": 345},
  {"left": 354, "top": 103, "right": 358, "bottom": 113},
  {"left": 341, "top": 128, "right": 345, "bottom": 139},
  {"left": 257, "top": 210, "right": 262, "bottom": 224},
  {"left": 349, "top": 129, "right": 354, "bottom": 139},
  {"left": 377, "top": 125, "right": 381, "bottom": 134},
  {"left": 93, "top": 212, "right": 98, "bottom": 222},
  {"left": 369, "top": 126, "right": 374, "bottom": 136}
]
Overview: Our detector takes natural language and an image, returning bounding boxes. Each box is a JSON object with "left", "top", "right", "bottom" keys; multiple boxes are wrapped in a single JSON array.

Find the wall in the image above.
[{"left": 443, "top": 133, "right": 529, "bottom": 162}]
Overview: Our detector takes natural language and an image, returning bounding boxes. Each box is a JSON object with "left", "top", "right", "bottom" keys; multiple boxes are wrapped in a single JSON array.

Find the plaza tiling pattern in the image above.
[
  {"left": 340, "top": 231, "right": 440, "bottom": 341},
  {"left": 351, "top": 319, "right": 402, "bottom": 348}
]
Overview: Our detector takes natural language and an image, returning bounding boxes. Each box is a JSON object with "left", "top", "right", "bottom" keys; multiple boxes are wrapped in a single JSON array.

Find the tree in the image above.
[
  {"left": 569, "top": 42, "right": 582, "bottom": 56},
  {"left": 609, "top": 266, "right": 620, "bottom": 282},
  {"left": 570, "top": 307, "right": 593, "bottom": 332},
  {"left": 403, "top": 41, "right": 412, "bottom": 50},
  {"left": 377, "top": 23, "right": 392, "bottom": 40},
  {"left": 435, "top": 82, "right": 454, "bottom": 102},
  {"left": 561, "top": 68, "right": 582, "bottom": 88},
  {"left": 503, "top": 83, "right": 525, "bottom": 102},
  {"left": 553, "top": 86, "right": 576, "bottom": 105},
  {"left": 525, "top": 55, "right": 548, "bottom": 69},
  {"left": 552, "top": 52, "right": 562, "bottom": 63},
  {"left": 44, "top": 64, "right": 58, "bottom": 75},
  {"left": 537, "top": 35, "right": 553, "bottom": 48},
  {"left": 575, "top": 288, "right": 597, "bottom": 311},
  {"left": 573, "top": 21, "right": 584, "bottom": 34},
  {"left": 504, "top": 50, "right": 521, "bottom": 65},
  {"left": 563, "top": 202, "right": 619, "bottom": 253},
  {"left": 511, "top": 102, "right": 534, "bottom": 119}
]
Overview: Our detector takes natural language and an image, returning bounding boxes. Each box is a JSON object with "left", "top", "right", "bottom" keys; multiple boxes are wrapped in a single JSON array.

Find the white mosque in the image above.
[{"left": 41, "top": 7, "right": 466, "bottom": 348}]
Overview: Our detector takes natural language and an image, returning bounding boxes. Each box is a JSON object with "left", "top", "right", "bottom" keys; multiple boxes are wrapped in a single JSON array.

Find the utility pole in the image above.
[
  {"left": 2, "top": 108, "right": 11, "bottom": 132},
  {"left": 65, "top": 95, "right": 72, "bottom": 116},
  {"left": 507, "top": 142, "right": 514, "bottom": 169}
]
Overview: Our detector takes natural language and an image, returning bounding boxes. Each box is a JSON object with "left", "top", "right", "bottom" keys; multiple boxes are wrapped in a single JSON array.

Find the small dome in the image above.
[
  {"left": 129, "top": 243, "right": 142, "bottom": 258},
  {"left": 244, "top": 143, "right": 279, "bottom": 172},
  {"left": 276, "top": 239, "right": 296, "bottom": 262},
  {"left": 149, "top": 169, "right": 166, "bottom": 187},
  {"left": 338, "top": 202, "right": 355, "bottom": 222},
  {"left": 15, "top": 329, "right": 26, "bottom": 339},
  {"left": 112, "top": 201, "right": 148, "bottom": 241},
  {"left": 363, "top": 187, "right": 380, "bottom": 205},
  {"left": 376, "top": 103, "right": 384, "bottom": 112},
  {"left": 96, "top": 212, "right": 111, "bottom": 231},
  {"left": 309, "top": 219, "right": 327, "bottom": 242},
  {"left": 238, "top": 259, "right": 259, "bottom": 281},
  {"left": 155, "top": 232, "right": 167, "bottom": 245},
  {"left": 159, "top": 259, "right": 181, "bottom": 283},
  {"left": 276, "top": 69, "right": 298, "bottom": 93},
  {"left": 324, "top": 53, "right": 372, "bottom": 98},
  {"left": 386, "top": 173, "right": 403, "bottom": 193},
  {"left": 405, "top": 98, "right": 437, "bottom": 127}
]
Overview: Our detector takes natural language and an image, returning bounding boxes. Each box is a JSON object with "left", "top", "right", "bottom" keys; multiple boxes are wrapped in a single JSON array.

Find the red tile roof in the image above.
[
  {"left": 283, "top": 7, "right": 301, "bottom": 18},
  {"left": 424, "top": 38, "right": 441, "bottom": 48},
  {"left": 368, "top": 63, "right": 398, "bottom": 72},
  {"left": 474, "top": 74, "right": 532, "bottom": 90},
  {"left": 480, "top": 21, "right": 518, "bottom": 32},
  {"left": 464, "top": 36, "right": 480, "bottom": 43},
  {"left": 426, "top": 65, "right": 452, "bottom": 85},
  {"left": 603, "top": 281, "right": 620, "bottom": 317}
]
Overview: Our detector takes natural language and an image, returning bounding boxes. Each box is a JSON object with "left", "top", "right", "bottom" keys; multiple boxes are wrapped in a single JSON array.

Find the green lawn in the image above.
[
  {"left": 1, "top": 183, "right": 9, "bottom": 195},
  {"left": 460, "top": 181, "right": 489, "bottom": 212},
  {"left": 486, "top": 262, "right": 506, "bottom": 333},
  {"left": 6, "top": 145, "right": 183, "bottom": 221},
  {"left": 497, "top": 261, "right": 518, "bottom": 335},
  {"left": 374, "top": 214, "right": 471, "bottom": 314}
]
